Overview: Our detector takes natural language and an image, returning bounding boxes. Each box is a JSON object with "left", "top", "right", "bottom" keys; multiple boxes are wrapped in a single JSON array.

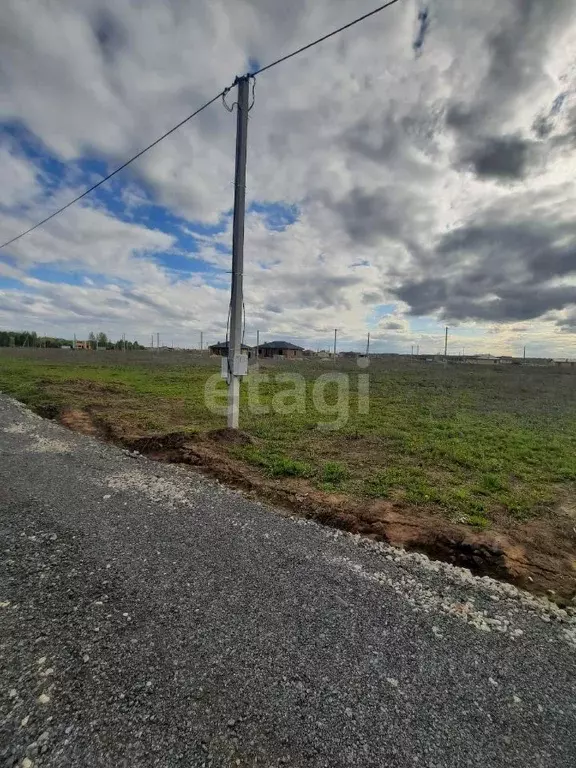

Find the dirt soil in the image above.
[{"left": 59, "top": 406, "right": 576, "bottom": 604}]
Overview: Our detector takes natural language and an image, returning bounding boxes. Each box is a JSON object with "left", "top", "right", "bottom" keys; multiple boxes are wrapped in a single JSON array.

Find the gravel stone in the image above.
[{"left": 1, "top": 394, "right": 575, "bottom": 768}]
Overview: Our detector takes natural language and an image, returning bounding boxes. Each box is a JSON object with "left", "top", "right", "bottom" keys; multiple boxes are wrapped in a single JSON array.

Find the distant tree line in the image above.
[
  {"left": 0, "top": 329, "right": 144, "bottom": 350},
  {"left": 0, "top": 330, "right": 39, "bottom": 347},
  {"left": 86, "top": 332, "right": 144, "bottom": 350}
]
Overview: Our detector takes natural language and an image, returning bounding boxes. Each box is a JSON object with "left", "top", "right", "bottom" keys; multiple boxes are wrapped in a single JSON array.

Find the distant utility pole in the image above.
[
  {"left": 366, "top": 332, "right": 370, "bottom": 356},
  {"left": 122, "top": 332, "right": 126, "bottom": 352},
  {"left": 333, "top": 329, "right": 338, "bottom": 358},
  {"left": 523, "top": 345, "right": 526, "bottom": 361},
  {"left": 417, "top": 345, "right": 420, "bottom": 356},
  {"left": 151, "top": 333, "right": 154, "bottom": 349},
  {"left": 157, "top": 332, "right": 160, "bottom": 350},
  {"left": 200, "top": 331, "right": 203, "bottom": 351},
  {"left": 444, "top": 326, "right": 449, "bottom": 359},
  {"left": 411, "top": 345, "right": 414, "bottom": 357},
  {"left": 73, "top": 333, "right": 76, "bottom": 351},
  {"left": 256, "top": 330, "right": 260, "bottom": 360},
  {"left": 227, "top": 75, "right": 250, "bottom": 429}
]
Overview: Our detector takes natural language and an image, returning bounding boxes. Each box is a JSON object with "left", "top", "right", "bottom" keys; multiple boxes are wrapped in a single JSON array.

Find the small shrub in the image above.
[
  {"left": 237, "top": 447, "right": 312, "bottom": 478},
  {"left": 465, "top": 514, "right": 489, "bottom": 530},
  {"left": 268, "top": 455, "right": 312, "bottom": 478},
  {"left": 321, "top": 461, "right": 348, "bottom": 485},
  {"left": 481, "top": 473, "right": 506, "bottom": 491}
]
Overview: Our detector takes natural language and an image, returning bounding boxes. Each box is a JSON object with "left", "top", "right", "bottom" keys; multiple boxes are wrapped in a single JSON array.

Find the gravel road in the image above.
[{"left": 0, "top": 395, "right": 574, "bottom": 767}]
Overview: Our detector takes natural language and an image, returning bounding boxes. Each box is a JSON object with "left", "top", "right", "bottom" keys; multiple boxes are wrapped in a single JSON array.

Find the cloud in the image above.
[
  {"left": 462, "top": 135, "right": 536, "bottom": 181},
  {"left": 444, "top": 0, "right": 576, "bottom": 181},
  {"left": 0, "top": 143, "right": 40, "bottom": 208},
  {"left": 1, "top": 190, "right": 176, "bottom": 282},
  {"left": 380, "top": 319, "right": 404, "bottom": 330},
  {"left": 395, "top": 205, "right": 576, "bottom": 322},
  {"left": 0, "top": 0, "right": 575, "bottom": 357}
]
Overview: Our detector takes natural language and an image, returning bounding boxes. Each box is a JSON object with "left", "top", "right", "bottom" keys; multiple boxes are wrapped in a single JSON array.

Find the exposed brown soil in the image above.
[{"left": 58, "top": 406, "right": 576, "bottom": 603}]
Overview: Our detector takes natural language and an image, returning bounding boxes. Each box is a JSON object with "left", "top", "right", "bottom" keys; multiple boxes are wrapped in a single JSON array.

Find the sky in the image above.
[{"left": 1, "top": 0, "right": 576, "bottom": 355}]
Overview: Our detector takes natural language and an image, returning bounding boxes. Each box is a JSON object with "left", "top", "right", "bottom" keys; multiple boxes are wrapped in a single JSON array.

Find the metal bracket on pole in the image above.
[{"left": 227, "top": 75, "right": 250, "bottom": 429}]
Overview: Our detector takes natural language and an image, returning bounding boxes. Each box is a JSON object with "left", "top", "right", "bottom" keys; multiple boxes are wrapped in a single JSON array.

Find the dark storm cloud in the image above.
[
  {"left": 92, "top": 9, "right": 127, "bottom": 60},
  {"left": 532, "top": 115, "right": 554, "bottom": 140},
  {"left": 258, "top": 272, "right": 362, "bottom": 312},
  {"left": 328, "top": 187, "right": 403, "bottom": 245},
  {"left": 321, "top": 184, "right": 432, "bottom": 260},
  {"left": 399, "top": 280, "right": 576, "bottom": 323},
  {"left": 394, "top": 217, "right": 576, "bottom": 322},
  {"left": 344, "top": 103, "right": 445, "bottom": 168},
  {"left": 295, "top": 274, "right": 361, "bottom": 311},
  {"left": 449, "top": 0, "right": 573, "bottom": 132},
  {"left": 445, "top": 0, "right": 575, "bottom": 182},
  {"left": 463, "top": 135, "right": 535, "bottom": 181},
  {"left": 558, "top": 312, "right": 576, "bottom": 331},
  {"left": 362, "top": 290, "right": 384, "bottom": 305}
]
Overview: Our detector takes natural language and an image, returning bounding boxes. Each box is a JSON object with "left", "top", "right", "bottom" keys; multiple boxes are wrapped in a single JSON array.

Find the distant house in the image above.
[
  {"left": 75, "top": 340, "right": 90, "bottom": 350},
  {"left": 553, "top": 359, "right": 576, "bottom": 368},
  {"left": 258, "top": 341, "right": 304, "bottom": 359},
  {"left": 208, "top": 341, "right": 252, "bottom": 357}
]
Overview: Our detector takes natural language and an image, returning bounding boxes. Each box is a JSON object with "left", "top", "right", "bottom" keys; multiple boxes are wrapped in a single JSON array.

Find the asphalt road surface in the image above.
[{"left": 0, "top": 395, "right": 574, "bottom": 767}]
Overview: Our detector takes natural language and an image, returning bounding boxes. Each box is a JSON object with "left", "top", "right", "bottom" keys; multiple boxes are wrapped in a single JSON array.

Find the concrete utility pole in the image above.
[
  {"left": 151, "top": 333, "right": 154, "bottom": 349},
  {"left": 256, "top": 330, "right": 260, "bottom": 360},
  {"left": 122, "top": 332, "right": 126, "bottom": 352},
  {"left": 333, "top": 329, "right": 338, "bottom": 358},
  {"left": 444, "top": 326, "right": 449, "bottom": 359},
  {"left": 200, "top": 331, "right": 203, "bottom": 351},
  {"left": 366, "top": 332, "right": 370, "bottom": 357},
  {"left": 157, "top": 332, "right": 160, "bottom": 350},
  {"left": 523, "top": 345, "right": 526, "bottom": 361},
  {"left": 227, "top": 75, "right": 250, "bottom": 429},
  {"left": 73, "top": 333, "right": 76, "bottom": 351}
]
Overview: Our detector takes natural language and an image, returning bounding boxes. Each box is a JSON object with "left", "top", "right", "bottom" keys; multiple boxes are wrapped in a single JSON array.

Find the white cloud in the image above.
[
  {"left": 0, "top": 143, "right": 40, "bottom": 208},
  {"left": 0, "top": 0, "right": 575, "bottom": 355}
]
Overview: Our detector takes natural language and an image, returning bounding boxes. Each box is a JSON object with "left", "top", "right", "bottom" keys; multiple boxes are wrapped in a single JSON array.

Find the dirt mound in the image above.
[
  {"left": 206, "top": 428, "right": 254, "bottom": 446},
  {"left": 60, "top": 408, "right": 100, "bottom": 436}
]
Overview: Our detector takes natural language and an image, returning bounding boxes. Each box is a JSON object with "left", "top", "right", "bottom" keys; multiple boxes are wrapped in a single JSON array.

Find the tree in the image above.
[{"left": 97, "top": 332, "right": 108, "bottom": 348}]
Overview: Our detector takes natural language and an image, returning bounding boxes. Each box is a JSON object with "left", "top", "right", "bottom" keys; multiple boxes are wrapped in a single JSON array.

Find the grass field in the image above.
[{"left": 1, "top": 349, "right": 576, "bottom": 533}]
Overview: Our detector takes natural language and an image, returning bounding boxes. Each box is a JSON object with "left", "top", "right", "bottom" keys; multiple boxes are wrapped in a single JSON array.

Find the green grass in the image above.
[
  {"left": 237, "top": 446, "right": 313, "bottom": 478},
  {"left": 320, "top": 461, "right": 349, "bottom": 486},
  {"left": 2, "top": 350, "right": 576, "bottom": 525}
]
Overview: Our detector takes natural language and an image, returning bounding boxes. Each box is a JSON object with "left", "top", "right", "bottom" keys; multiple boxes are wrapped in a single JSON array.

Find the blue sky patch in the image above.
[{"left": 249, "top": 201, "right": 299, "bottom": 231}]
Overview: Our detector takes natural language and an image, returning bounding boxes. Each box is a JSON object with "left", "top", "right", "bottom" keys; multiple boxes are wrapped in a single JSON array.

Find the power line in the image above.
[
  {"left": 0, "top": 90, "right": 227, "bottom": 251},
  {"left": 0, "top": 0, "right": 405, "bottom": 251},
  {"left": 251, "top": 0, "right": 403, "bottom": 76}
]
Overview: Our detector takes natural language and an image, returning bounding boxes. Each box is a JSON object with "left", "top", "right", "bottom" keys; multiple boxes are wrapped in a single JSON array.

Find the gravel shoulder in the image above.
[{"left": 0, "top": 395, "right": 575, "bottom": 768}]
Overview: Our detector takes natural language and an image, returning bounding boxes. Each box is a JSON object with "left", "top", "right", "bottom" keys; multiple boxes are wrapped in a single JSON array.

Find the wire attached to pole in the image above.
[
  {"left": 0, "top": 1, "right": 405, "bottom": 251},
  {"left": 248, "top": 78, "right": 256, "bottom": 112},
  {"left": 250, "top": 0, "right": 403, "bottom": 77},
  {"left": 0, "top": 90, "right": 228, "bottom": 251}
]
